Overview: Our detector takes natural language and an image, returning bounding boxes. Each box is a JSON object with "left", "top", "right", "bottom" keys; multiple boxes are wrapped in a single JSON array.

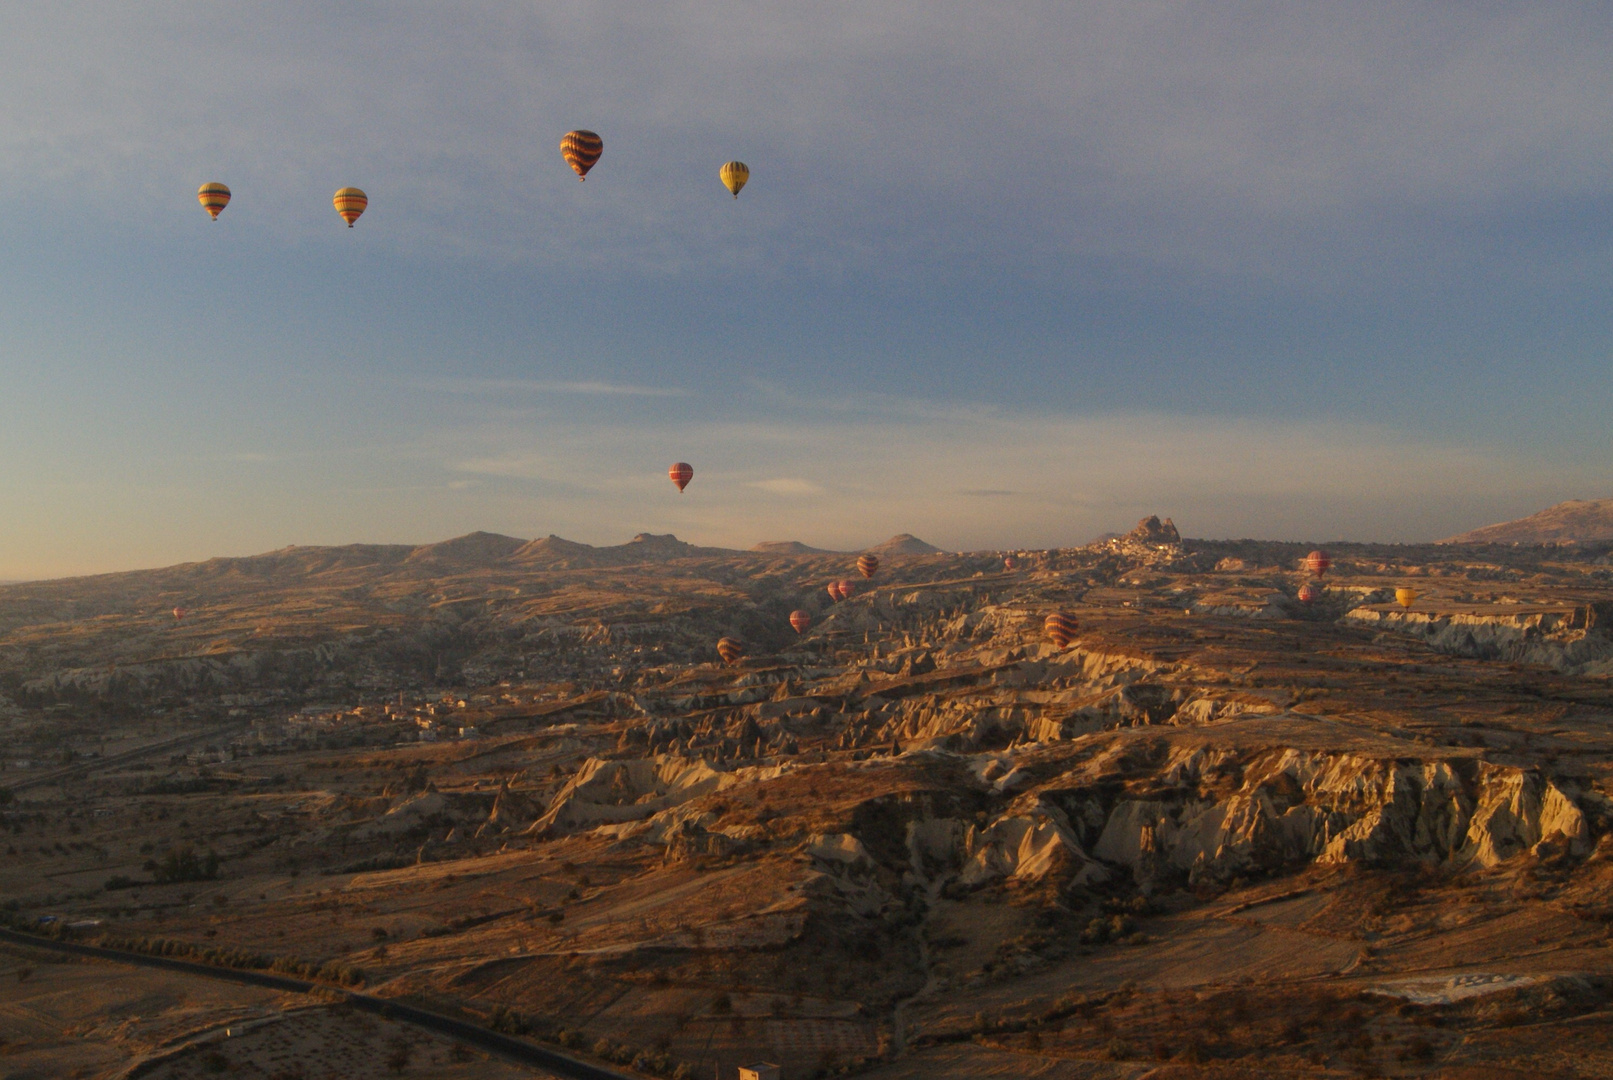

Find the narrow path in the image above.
[{"left": 0, "top": 928, "right": 629, "bottom": 1080}]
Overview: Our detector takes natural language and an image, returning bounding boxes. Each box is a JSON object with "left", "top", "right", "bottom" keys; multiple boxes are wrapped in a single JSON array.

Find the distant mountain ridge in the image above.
[
  {"left": 2, "top": 531, "right": 950, "bottom": 589},
  {"left": 1442, "top": 499, "right": 1613, "bottom": 545}
]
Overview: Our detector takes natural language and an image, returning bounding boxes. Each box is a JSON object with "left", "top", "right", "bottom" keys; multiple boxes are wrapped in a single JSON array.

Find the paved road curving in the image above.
[{"left": 0, "top": 928, "right": 629, "bottom": 1080}]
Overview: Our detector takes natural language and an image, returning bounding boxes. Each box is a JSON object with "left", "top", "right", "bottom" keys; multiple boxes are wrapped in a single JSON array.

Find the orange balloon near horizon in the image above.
[{"left": 1044, "top": 612, "right": 1078, "bottom": 649}]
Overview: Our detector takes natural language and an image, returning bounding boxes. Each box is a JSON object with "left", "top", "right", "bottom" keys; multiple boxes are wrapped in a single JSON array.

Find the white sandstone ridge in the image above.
[
  {"left": 530, "top": 754, "right": 787, "bottom": 836},
  {"left": 1343, "top": 600, "right": 1613, "bottom": 675},
  {"left": 1082, "top": 746, "right": 1595, "bottom": 888},
  {"left": 907, "top": 804, "right": 1110, "bottom": 889}
]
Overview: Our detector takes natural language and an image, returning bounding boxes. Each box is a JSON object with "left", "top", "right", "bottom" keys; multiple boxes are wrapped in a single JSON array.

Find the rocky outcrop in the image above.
[
  {"left": 1343, "top": 605, "right": 1613, "bottom": 675},
  {"left": 1074, "top": 747, "right": 1592, "bottom": 888}
]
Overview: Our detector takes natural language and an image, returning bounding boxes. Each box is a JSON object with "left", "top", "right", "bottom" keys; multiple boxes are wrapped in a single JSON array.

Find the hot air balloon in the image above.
[
  {"left": 837, "top": 580, "right": 857, "bottom": 601},
  {"left": 1395, "top": 587, "right": 1419, "bottom": 609},
  {"left": 717, "top": 636, "right": 745, "bottom": 664},
  {"left": 827, "top": 583, "right": 843, "bottom": 602},
  {"left": 172, "top": 607, "right": 187, "bottom": 621},
  {"left": 197, "top": 183, "right": 230, "bottom": 220},
  {"left": 1305, "top": 550, "right": 1331, "bottom": 577},
  {"left": 719, "top": 161, "right": 750, "bottom": 199},
  {"left": 333, "top": 187, "right": 368, "bottom": 227},
  {"left": 669, "top": 462, "right": 693, "bottom": 492},
  {"left": 1044, "top": 612, "right": 1078, "bottom": 650},
  {"left": 857, "top": 554, "right": 879, "bottom": 579},
  {"left": 561, "top": 130, "right": 603, "bottom": 180},
  {"left": 789, "top": 610, "right": 811, "bottom": 634},
  {"left": 1297, "top": 583, "right": 1319, "bottom": 605},
  {"left": 1003, "top": 555, "right": 1018, "bottom": 572}
]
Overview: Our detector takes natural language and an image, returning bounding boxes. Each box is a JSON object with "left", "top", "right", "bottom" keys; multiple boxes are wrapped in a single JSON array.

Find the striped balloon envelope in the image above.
[
  {"left": 197, "top": 183, "right": 230, "bottom": 220},
  {"left": 1044, "top": 612, "right": 1078, "bottom": 650},
  {"left": 669, "top": 462, "right": 693, "bottom": 492},
  {"left": 1395, "top": 587, "right": 1419, "bottom": 609},
  {"left": 837, "top": 580, "right": 857, "bottom": 600},
  {"left": 1304, "top": 549, "right": 1331, "bottom": 577},
  {"left": 826, "top": 582, "right": 843, "bottom": 602},
  {"left": 716, "top": 636, "right": 745, "bottom": 665},
  {"left": 333, "top": 187, "right": 368, "bottom": 227},
  {"left": 561, "top": 130, "right": 603, "bottom": 180},
  {"left": 1297, "top": 583, "right": 1319, "bottom": 604},
  {"left": 719, "top": 161, "right": 750, "bottom": 198},
  {"left": 857, "top": 554, "right": 879, "bottom": 579},
  {"left": 789, "top": 610, "right": 811, "bottom": 634}
]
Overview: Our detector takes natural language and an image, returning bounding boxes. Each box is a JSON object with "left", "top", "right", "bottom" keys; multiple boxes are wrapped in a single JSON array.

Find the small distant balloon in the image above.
[
  {"left": 172, "top": 607, "right": 187, "bottom": 620},
  {"left": 837, "top": 579, "right": 857, "bottom": 601},
  {"left": 1395, "top": 587, "right": 1419, "bottom": 609},
  {"left": 669, "top": 462, "right": 693, "bottom": 492},
  {"left": 1297, "top": 583, "right": 1319, "bottom": 605},
  {"left": 197, "top": 183, "right": 230, "bottom": 220},
  {"left": 827, "top": 582, "right": 844, "bottom": 602},
  {"left": 716, "top": 636, "right": 746, "bottom": 664},
  {"left": 1003, "top": 555, "right": 1018, "bottom": 572},
  {"left": 333, "top": 187, "right": 368, "bottom": 227},
  {"left": 857, "top": 554, "right": 879, "bottom": 579},
  {"left": 719, "top": 161, "right": 750, "bottom": 199},
  {"left": 561, "top": 130, "right": 603, "bottom": 180},
  {"left": 1044, "top": 612, "right": 1078, "bottom": 650},
  {"left": 789, "top": 610, "right": 811, "bottom": 634},
  {"left": 1305, "top": 550, "right": 1331, "bottom": 577}
]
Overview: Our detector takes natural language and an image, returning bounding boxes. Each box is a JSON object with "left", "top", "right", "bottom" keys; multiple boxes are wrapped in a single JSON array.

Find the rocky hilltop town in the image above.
[{"left": 2, "top": 514, "right": 1613, "bottom": 1079}]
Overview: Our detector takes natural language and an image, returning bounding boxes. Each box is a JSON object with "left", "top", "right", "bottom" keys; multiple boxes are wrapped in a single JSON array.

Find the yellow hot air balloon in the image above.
[
  {"left": 1395, "top": 587, "right": 1419, "bottom": 608},
  {"left": 561, "top": 130, "right": 603, "bottom": 180},
  {"left": 333, "top": 187, "right": 368, "bottom": 227},
  {"left": 197, "top": 183, "right": 231, "bottom": 220},
  {"left": 719, "top": 161, "right": 750, "bottom": 199}
]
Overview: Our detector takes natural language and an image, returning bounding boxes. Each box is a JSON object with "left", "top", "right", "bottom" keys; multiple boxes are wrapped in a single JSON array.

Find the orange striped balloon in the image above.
[
  {"left": 857, "top": 554, "right": 879, "bottom": 579},
  {"left": 333, "top": 187, "right": 368, "bottom": 227},
  {"left": 716, "top": 636, "right": 745, "bottom": 665},
  {"left": 669, "top": 462, "right": 693, "bottom": 492},
  {"left": 826, "top": 582, "right": 843, "bottom": 602},
  {"left": 789, "top": 610, "right": 811, "bottom": 634},
  {"left": 1297, "top": 583, "right": 1319, "bottom": 604},
  {"left": 197, "top": 183, "right": 230, "bottom": 220},
  {"left": 1304, "top": 549, "right": 1331, "bottom": 577},
  {"left": 1044, "top": 612, "right": 1078, "bottom": 649},
  {"left": 837, "top": 580, "right": 857, "bottom": 600},
  {"left": 561, "top": 130, "right": 603, "bottom": 180}
]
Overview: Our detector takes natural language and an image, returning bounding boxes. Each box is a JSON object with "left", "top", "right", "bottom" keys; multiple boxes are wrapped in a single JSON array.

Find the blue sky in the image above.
[{"left": 2, "top": 3, "right": 1613, "bottom": 577}]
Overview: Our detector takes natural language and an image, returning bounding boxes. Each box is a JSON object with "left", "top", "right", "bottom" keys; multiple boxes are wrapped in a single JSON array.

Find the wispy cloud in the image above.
[
  {"left": 418, "top": 378, "right": 687, "bottom": 399},
  {"left": 746, "top": 478, "right": 827, "bottom": 497}
]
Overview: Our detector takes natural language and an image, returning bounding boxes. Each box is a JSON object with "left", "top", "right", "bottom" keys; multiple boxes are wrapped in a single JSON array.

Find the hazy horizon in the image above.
[{"left": 5, "top": 4, "right": 1613, "bottom": 578}]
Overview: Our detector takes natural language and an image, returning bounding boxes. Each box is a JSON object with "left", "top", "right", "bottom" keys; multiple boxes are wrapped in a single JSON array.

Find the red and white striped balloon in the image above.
[
  {"left": 669, "top": 462, "right": 693, "bottom": 492},
  {"left": 1304, "top": 549, "right": 1331, "bottom": 577},
  {"left": 789, "top": 610, "right": 811, "bottom": 634}
]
